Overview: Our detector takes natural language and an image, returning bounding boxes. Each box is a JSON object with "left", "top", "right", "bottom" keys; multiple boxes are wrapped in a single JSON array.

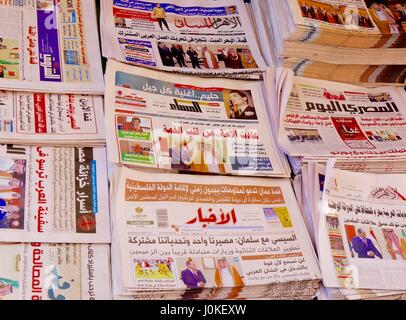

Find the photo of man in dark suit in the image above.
[
  {"left": 228, "top": 90, "right": 257, "bottom": 120},
  {"left": 180, "top": 258, "right": 206, "bottom": 289},
  {"left": 351, "top": 228, "right": 383, "bottom": 259}
]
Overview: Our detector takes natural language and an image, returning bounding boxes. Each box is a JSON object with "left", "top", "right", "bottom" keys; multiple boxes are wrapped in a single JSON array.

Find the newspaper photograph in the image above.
[
  {"left": 0, "top": 145, "right": 110, "bottom": 243},
  {"left": 0, "top": 242, "right": 111, "bottom": 300},
  {"left": 101, "top": 0, "right": 266, "bottom": 76},
  {"left": 0, "top": 91, "right": 105, "bottom": 146},
  {"left": 105, "top": 59, "right": 289, "bottom": 177},
  {"left": 0, "top": 0, "right": 104, "bottom": 93},
  {"left": 112, "top": 167, "right": 320, "bottom": 292},
  {"left": 290, "top": 0, "right": 406, "bottom": 40},
  {"left": 318, "top": 162, "right": 406, "bottom": 290},
  {"left": 278, "top": 72, "right": 406, "bottom": 159}
]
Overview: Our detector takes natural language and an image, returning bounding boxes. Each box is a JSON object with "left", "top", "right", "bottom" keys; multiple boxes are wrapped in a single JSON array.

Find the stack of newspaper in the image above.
[
  {"left": 0, "top": 1, "right": 112, "bottom": 300},
  {"left": 293, "top": 161, "right": 406, "bottom": 299},
  {"left": 100, "top": 0, "right": 266, "bottom": 77},
  {"left": 273, "top": 69, "right": 406, "bottom": 168},
  {"left": 249, "top": 0, "right": 406, "bottom": 85},
  {"left": 110, "top": 167, "right": 321, "bottom": 300},
  {"left": 100, "top": 0, "right": 324, "bottom": 300}
]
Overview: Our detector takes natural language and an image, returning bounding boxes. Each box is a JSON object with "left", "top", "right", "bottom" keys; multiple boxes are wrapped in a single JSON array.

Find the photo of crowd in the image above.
[
  {"left": 157, "top": 42, "right": 259, "bottom": 70},
  {"left": 0, "top": 158, "right": 26, "bottom": 230},
  {"left": 298, "top": 0, "right": 374, "bottom": 28},
  {"left": 286, "top": 128, "right": 323, "bottom": 143},
  {"left": 299, "top": 0, "right": 406, "bottom": 32},
  {"left": 165, "top": 136, "right": 227, "bottom": 174},
  {"left": 134, "top": 258, "right": 175, "bottom": 279},
  {"left": 366, "top": 0, "right": 406, "bottom": 33}
]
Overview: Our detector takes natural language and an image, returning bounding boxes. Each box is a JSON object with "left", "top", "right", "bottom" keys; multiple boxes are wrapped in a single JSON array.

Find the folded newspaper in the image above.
[
  {"left": 0, "top": 145, "right": 110, "bottom": 243},
  {"left": 318, "top": 161, "right": 406, "bottom": 292},
  {"left": 105, "top": 59, "right": 290, "bottom": 177},
  {"left": 294, "top": 161, "right": 406, "bottom": 299},
  {"left": 0, "top": 91, "right": 105, "bottom": 146},
  {"left": 110, "top": 167, "right": 321, "bottom": 300},
  {"left": 0, "top": 242, "right": 111, "bottom": 300},
  {"left": 275, "top": 69, "right": 406, "bottom": 160},
  {"left": 0, "top": 0, "right": 104, "bottom": 94},
  {"left": 101, "top": 0, "right": 266, "bottom": 77}
]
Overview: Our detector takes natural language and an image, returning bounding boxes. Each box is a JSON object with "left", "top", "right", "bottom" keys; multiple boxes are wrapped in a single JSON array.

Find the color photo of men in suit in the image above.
[
  {"left": 180, "top": 258, "right": 206, "bottom": 289},
  {"left": 352, "top": 228, "right": 383, "bottom": 259}
]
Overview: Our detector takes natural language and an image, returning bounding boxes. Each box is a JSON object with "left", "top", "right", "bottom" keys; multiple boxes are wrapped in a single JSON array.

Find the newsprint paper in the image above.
[
  {"left": 278, "top": 72, "right": 406, "bottom": 159},
  {"left": 319, "top": 161, "right": 406, "bottom": 291},
  {"left": 105, "top": 59, "right": 290, "bottom": 177},
  {"left": 0, "top": 145, "right": 110, "bottom": 243},
  {"left": 101, "top": 0, "right": 266, "bottom": 76},
  {"left": 0, "top": 243, "right": 111, "bottom": 300},
  {"left": 0, "top": 91, "right": 105, "bottom": 146},
  {"left": 111, "top": 167, "right": 321, "bottom": 299},
  {"left": 0, "top": 0, "right": 104, "bottom": 93}
]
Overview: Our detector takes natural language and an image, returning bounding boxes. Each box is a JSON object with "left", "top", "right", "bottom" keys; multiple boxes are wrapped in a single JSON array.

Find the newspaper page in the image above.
[
  {"left": 0, "top": 91, "right": 105, "bottom": 146},
  {"left": 278, "top": 72, "right": 406, "bottom": 159},
  {"left": 105, "top": 59, "right": 289, "bottom": 177},
  {"left": 0, "top": 0, "right": 104, "bottom": 93},
  {"left": 318, "top": 162, "right": 406, "bottom": 290},
  {"left": 0, "top": 145, "right": 110, "bottom": 243},
  {"left": 0, "top": 243, "right": 111, "bottom": 300},
  {"left": 101, "top": 0, "right": 266, "bottom": 76},
  {"left": 288, "top": 0, "right": 406, "bottom": 39},
  {"left": 113, "top": 167, "right": 320, "bottom": 293},
  {"left": 307, "top": 163, "right": 406, "bottom": 298}
]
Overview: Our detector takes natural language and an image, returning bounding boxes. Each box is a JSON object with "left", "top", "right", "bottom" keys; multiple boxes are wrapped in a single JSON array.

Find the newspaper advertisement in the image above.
[
  {"left": 279, "top": 73, "right": 406, "bottom": 159},
  {"left": 289, "top": 0, "right": 406, "bottom": 37},
  {"left": 0, "top": 0, "right": 104, "bottom": 93},
  {"left": 105, "top": 59, "right": 289, "bottom": 177},
  {"left": 0, "top": 243, "right": 111, "bottom": 300},
  {"left": 318, "top": 162, "right": 406, "bottom": 290},
  {"left": 101, "top": 0, "right": 266, "bottom": 76},
  {"left": 113, "top": 167, "right": 320, "bottom": 292},
  {"left": 0, "top": 145, "right": 110, "bottom": 243},
  {"left": 0, "top": 91, "right": 105, "bottom": 145}
]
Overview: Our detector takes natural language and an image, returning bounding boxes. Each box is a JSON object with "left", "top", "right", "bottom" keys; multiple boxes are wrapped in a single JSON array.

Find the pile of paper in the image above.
[
  {"left": 248, "top": 0, "right": 406, "bottom": 85},
  {"left": 110, "top": 167, "right": 321, "bottom": 300}
]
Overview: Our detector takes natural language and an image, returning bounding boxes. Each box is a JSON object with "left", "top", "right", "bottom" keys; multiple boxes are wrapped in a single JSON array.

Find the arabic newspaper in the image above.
[
  {"left": 299, "top": 162, "right": 406, "bottom": 299},
  {"left": 101, "top": 0, "right": 266, "bottom": 76},
  {"left": 111, "top": 167, "right": 321, "bottom": 298},
  {"left": 278, "top": 72, "right": 406, "bottom": 159},
  {"left": 0, "top": 91, "right": 105, "bottom": 146},
  {"left": 105, "top": 59, "right": 290, "bottom": 177},
  {"left": 287, "top": 0, "right": 406, "bottom": 47},
  {"left": 0, "top": 145, "right": 110, "bottom": 243},
  {"left": 318, "top": 161, "right": 406, "bottom": 290},
  {"left": 0, "top": 243, "right": 111, "bottom": 300},
  {"left": 0, "top": 0, "right": 104, "bottom": 93}
]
